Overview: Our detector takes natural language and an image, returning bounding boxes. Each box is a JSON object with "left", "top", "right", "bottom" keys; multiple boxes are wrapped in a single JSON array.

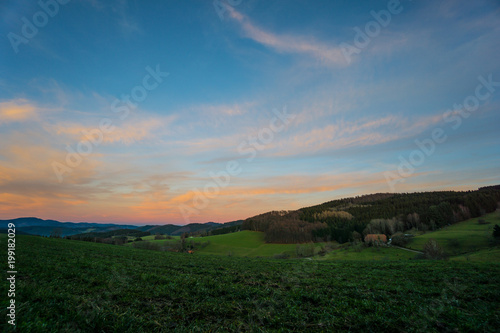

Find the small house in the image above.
[{"left": 364, "top": 234, "right": 387, "bottom": 246}]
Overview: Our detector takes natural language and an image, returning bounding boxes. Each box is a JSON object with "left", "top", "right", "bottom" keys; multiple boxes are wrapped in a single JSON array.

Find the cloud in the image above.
[
  {"left": 268, "top": 113, "right": 445, "bottom": 157},
  {"left": 86, "top": 0, "right": 141, "bottom": 34},
  {"left": 48, "top": 115, "right": 175, "bottom": 145},
  {"left": 0, "top": 99, "right": 37, "bottom": 124},
  {"left": 227, "top": 8, "right": 348, "bottom": 67},
  {"left": 158, "top": 170, "right": 446, "bottom": 223},
  {"left": 0, "top": 139, "right": 103, "bottom": 220}
]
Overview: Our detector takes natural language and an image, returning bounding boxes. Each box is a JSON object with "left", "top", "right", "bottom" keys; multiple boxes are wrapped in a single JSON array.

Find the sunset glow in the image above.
[{"left": 1, "top": 0, "right": 499, "bottom": 224}]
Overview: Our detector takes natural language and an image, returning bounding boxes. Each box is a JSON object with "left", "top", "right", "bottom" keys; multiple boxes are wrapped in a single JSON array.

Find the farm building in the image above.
[{"left": 364, "top": 234, "right": 387, "bottom": 246}]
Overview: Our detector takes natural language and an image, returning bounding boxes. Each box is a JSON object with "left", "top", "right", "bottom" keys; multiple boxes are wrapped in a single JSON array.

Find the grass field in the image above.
[
  {"left": 121, "top": 231, "right": 303, "bottom": 257},
  {"left": 124, "top": 211, "right": 500, "bottom": 261},
  {"left": 407, "top": 211, "right": 500, "bottom": 255},
  {"left": 138, "top": 235, "right": 180, "bottom": 241},
  {"left": 321, "top": 246, "right": 415, "bottom": 261},
  {"left": 194, "top": 231, "right": 298, "bottom": 257},
  {"left": 124, "top": 230, "right": 415, "bottom": 260},
  {"left": 451, "top": 247, "right": 500, "bottom": 262},
  {"left": 1, "top": 235, "right": 500, "bottom": 332}
]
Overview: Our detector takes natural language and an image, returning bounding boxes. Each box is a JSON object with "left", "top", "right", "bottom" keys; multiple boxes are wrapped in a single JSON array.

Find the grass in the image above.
[
  {"left": 321, "top": 246, "right": 415, "bottom": 261},
  {"left": 182, "top": 231, "right": 299, "bottom": 257},
  {"left": 127, "top": 211, "right": 500, "bottom": 261},
  {"left": 407, "top": 211, "right": 500, "bottom": 255},
  {"left": 120, "top": 213, "right": 500, "bottom": 263},
  {"left": 138, "top": 235, "right": 180, "bottom": 241},
  {"left": 451, "top": 247, "right": 500, "bottom": 262},
  {"left": 123, "top": 231, "right": 332, "bottom": 258},
  {"left": 1, "top": 235, "right": 500, "bottom": 332}
]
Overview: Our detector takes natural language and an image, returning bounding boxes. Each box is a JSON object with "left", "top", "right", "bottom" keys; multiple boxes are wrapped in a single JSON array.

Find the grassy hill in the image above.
[
  {"left": 320, "top": 246, "right": 415, "bottom": 261},
  {"left": 243, "top": 189, "right": 500, "bottom": 244},
  {"left": 406, "top": 211, "right": 500, "bottom": 255},
  {"left": 194, "top": 231, "right": 417, "bottom": 261},
  {"left": 119, "top": 211, "right": 500, "bottom": 261},
  {"left": 451, "top": 247, "right": 500, "bottom": 262},
  {"left": 138, "top": 234, "right": 180, "bottom": 241},
  {"left": 1, "top": 235, "right": 499, "bottom": 332},
  {"left": 195, "top": 231, "right": 298, "bottom": 257}
]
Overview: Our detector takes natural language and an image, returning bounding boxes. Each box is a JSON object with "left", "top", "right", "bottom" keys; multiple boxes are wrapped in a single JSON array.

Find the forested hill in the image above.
[{"left": 242, "top": 188, "right": 500, "bottom": 244}]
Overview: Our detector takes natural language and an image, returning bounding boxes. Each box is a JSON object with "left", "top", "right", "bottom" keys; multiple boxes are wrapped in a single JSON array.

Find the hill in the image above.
[
  {"left": 0, "top": 217, "right": 137, "bottom": 237},
  {"left": 406, "top": 211, "right": 500, "bottom": 255},
  {"left": 3, "top": 187, "right": 498, "bottom": 243},
  {"left": 1, "top": 235, "right": 499, "bottom": 332},
  {"left": 194, "top": 231, "right": 419, "bottom": 260},
  {"left": 122, "top": 212, "right": 500, "bottom": 261},
  {"left": 0, "top": 217, "right": 243, "bottom": 238},
  {"left": 243, "top": 188, "right": 500, "bottom": 244},
  {"left": 136, "top": 220, "right": 243, "bottom": 236},
  {"left": 194, "top": 231, "right": 297, "bottom": 257}
]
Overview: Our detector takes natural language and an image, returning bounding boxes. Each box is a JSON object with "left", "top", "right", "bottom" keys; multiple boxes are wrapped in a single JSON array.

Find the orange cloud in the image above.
[
  {"left": 49, "top": 116, "right": 173, "bottom": 145},
  {"left": 0, "top": 99, "right": 37, "bottom": 124}
]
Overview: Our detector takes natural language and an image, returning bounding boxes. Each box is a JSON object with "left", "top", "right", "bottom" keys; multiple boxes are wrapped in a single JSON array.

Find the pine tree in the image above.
[{"left": 493, "top": 224, "right": 500, "bottom": 239}]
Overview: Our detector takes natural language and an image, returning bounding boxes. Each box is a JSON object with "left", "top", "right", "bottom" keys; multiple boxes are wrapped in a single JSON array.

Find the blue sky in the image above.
[{"left": 0, "top": 0, "right": 499, "bottom": 224}]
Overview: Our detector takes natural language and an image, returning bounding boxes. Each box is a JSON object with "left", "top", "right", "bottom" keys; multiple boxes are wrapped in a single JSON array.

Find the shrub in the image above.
[
  {"left": 390, "top": 232, "right": 408, "bottom": 247},
  {"left": 154, "top": 234, "right": 166, "bottom": 240},
  {"left": 493, "top": 224, "right": 500, "bottom": 239},
  {"left": 423, "top": 239, "right": 446, "bottom": 260},
  {"left": 295, "top": 243, "right": 315, "bottom": 257},
  {"left": 318, "top": 246, "right": 327, "bottom": 256}
]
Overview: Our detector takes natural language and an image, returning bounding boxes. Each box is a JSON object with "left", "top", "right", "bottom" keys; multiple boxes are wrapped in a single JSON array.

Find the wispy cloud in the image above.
[
  {"left": 270, "top": 113, "right": 445, "bottom": 157},
  {"left": 49, "top": 115, "right": 175, "bottom": 145},
  {"left": 0, "top": 99, "right": 37, "bottom": 124},
  {"left": 227, "top": 7, "right": 348, "bottom": 67},
  {"left": 85, "top": 0, "right": 141, "bottom": 34}
]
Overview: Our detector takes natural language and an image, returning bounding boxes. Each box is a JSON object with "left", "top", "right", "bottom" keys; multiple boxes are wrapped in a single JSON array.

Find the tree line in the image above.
[{"left": 242, "top": 189, "right": 500, "bottom": 244}]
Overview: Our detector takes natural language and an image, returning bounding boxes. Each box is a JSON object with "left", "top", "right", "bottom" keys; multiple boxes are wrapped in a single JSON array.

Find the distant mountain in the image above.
[
  {"left": 1, "top": 217, "right": 66, "bottom": 228},
  {"left": 0, "top": 217, "right": 244, "bottom": 237},
  {"left": 0, "top": 217, "right": 138, "bottom": 237},
  {"left": 135, "top": 220, "right": 243, "bottom": 236}
]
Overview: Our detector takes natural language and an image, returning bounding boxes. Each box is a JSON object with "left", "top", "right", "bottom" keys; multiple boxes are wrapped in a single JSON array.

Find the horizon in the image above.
[
  {"left": 1, "top": 0, "right": 499, "bottom": 224},
  {"left": 1, "top": 186, "right": 496, "bottom": 226}
]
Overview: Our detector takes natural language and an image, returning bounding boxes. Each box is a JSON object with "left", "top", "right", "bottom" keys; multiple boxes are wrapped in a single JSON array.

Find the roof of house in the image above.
[{"left": 364, "top": 234, "right": 388, "bottom": 242}]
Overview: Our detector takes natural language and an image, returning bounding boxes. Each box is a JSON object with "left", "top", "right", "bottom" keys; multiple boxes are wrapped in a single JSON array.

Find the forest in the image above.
[{"left": 242, "top": 188, "right": 500, "bottom": 244}]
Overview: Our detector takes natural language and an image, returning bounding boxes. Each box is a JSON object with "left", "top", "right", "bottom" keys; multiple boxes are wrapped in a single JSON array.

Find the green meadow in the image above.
[
  {"left": 118, "top": 212, "right": 500, "bottom": 262},
  {"left": 1, "top": 235, "right": 499, "bottom": 332},
  {"left": 407, "top": 211, "right": 500, "bottom": 255},
  {"left": 194, "top": 231, "right": 298, "bottom": 257},
  {"left": 138, "top": 235, "right": 180, "bottom": 241},
  {"left": 451, "top": 247, "right": 500, "bottom": 262},
  {"left": 320, "top": 246, "right": 415, "bottom": 261}
]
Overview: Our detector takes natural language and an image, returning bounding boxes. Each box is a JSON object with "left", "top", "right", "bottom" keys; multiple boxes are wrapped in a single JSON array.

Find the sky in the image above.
[{"left": 0, "top": 0, "right": 499, "bottom": 225}]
